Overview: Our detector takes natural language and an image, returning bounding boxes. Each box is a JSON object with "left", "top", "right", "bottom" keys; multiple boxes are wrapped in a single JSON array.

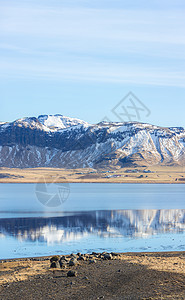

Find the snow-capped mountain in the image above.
[{"left": 0, "top": 114, "right": 185, "bottom": 168}]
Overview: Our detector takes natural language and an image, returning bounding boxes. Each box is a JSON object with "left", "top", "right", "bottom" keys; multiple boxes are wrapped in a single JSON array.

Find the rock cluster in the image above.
[{"left": 49, "top": 252, "right": 120, "bottom": 276}]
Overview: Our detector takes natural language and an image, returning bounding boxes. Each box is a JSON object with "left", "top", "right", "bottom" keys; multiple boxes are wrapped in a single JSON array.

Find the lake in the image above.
[{"left": 0, "top": 183, "right": 185, "bottom": 259}]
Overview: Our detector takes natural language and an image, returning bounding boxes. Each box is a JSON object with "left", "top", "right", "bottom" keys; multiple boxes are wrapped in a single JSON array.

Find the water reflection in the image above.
[{"left": 0, "top": 209, "right": 185, "bottom": 244}]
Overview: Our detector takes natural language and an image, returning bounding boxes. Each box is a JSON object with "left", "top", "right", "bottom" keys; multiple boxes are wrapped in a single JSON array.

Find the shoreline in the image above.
[
  {"left": 1, "top": 251, "right": 185, "bottom": 299},
  {"left": 0, "top": 179, "right": 185, "bottom": 184},
  {"left": 0, "top": 166, "right": 185, "bottom": 184},
  {"left": 1, "top": 250, "right": 185, "bottom": 263}
]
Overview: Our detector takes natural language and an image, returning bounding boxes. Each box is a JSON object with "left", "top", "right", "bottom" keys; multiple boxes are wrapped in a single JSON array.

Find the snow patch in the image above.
[{"left": 38, "top": 114, "right": 90, "bottom": 131}]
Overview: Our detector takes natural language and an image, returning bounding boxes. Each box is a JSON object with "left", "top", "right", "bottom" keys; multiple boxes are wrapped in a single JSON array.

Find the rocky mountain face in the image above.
[{"left": 0, "top": 114, "right": 185, "bottom": 168}]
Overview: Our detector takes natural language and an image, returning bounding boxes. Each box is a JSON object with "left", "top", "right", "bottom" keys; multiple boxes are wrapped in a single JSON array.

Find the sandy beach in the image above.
[{"left": 1, "top": 252, "right": 185, "bottom": 299}]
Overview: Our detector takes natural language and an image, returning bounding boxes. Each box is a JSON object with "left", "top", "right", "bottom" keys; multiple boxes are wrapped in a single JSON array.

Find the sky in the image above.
[{"left": 0, "top": 0, "right": 185, "bottom": 127}]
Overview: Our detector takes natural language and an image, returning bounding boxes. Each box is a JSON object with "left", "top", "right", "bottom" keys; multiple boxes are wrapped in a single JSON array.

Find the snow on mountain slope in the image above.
[
  {"left": 0, "top": 115, "right": 89, "bottom": 133},
  {"left": 0, "top": 115, "right": 185, "bottom": 168},
  {"left": 38, "top": 114, "right": 89, "bottom": 131}
]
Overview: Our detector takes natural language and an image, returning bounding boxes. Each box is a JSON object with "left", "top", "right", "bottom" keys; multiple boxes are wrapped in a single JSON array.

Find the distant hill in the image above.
[{"left": 0, "top": 114, "right": 185, "bottom": 169}]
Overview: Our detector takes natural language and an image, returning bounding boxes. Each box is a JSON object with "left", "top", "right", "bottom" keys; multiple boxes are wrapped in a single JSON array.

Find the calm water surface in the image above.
[{"left": 0, "top": 183, "right": 185, "bottom": 259}]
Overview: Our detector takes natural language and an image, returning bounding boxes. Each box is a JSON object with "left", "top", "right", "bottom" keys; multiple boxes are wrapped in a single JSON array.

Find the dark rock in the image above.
[
  {"left": 103, "top": 253, "right": 113, "bottom": 260},
  {"left": 89, "top": 259, "right": 96, "bottom": 264},
  {"left": 69, "top": 258, "right": 78, "bottom": 266},
  {"left": 50, "top": 262, "right": 58, "bottom": 268},
  {"left": 60, "top": 256, "right": 68, "bottom": 262},
  {"left": 50, "top": 256, "right": 59, "bottom": 263},
  {"left": 67, "top": 270, "right": 77, "bottom": 277},
  {"left": 111, "top": 252, "right": 119, "bottom": 257},
  {"left": 60, "top": 255, "right": 66, "bottom": 260},
  {"left": 70, "top": 253, "right": 78, "bottom": 258},
  {"left": 77, "top": 255, "right": 85, "bottom": 261},
  {"left": 59, "top": 260, "right": 67, "bottom": 269}
]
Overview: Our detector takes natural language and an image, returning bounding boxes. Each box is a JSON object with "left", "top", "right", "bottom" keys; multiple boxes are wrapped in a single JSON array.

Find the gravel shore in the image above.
[{"left": 1, "top": 252, "right": 185, "bottom": 299}]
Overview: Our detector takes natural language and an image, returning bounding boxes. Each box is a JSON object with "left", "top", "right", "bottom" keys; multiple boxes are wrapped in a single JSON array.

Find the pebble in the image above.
[
  {"left": 77, "top": 255, "right": 85, "bottom": 261},
  {"left": 102, "top": 253, "right": 113, "bottom": 260},
  {"left": 111, "top": 252, "right": 119, "bottom": 257},
  {"left": 70, "top": 253, "right": 78, "bottom": 258},
  {"left": 50, "top": 261, "right": 60, "bottom": 268},
  {"left": 60, "top": 256, "right": 68, "bottom": 262},
  {"left": 59, "top": 261, "right": 67, "bottom": 269},
  {"left": 50, "top": 256, "right": 59, "bottom": 263},
  {"left": 67, "top": 270, "right": 77, "bottom": 277},
  {"left": 92, "top": 252, "right": 98, "bottom": 255},
  {"left": 69, "top": 258, "right": 78, "bottom": 266},
  {"left": 89, "top": 259, "right": 96, "bottom": 264}
]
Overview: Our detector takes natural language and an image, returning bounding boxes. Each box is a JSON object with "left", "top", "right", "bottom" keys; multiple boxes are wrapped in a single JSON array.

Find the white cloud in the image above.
[
  {"left": 0, "top": 2, "right": 185, "bottom": 87},
  {"left": 1, "top": 6, "right": 185, "bottom": 45},
  {"left": 1, "top": 58, "right": 185, "bottom": 87}
]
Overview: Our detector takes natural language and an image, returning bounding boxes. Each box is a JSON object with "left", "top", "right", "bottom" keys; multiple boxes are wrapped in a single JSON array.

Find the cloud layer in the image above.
[{"left": 1, "top": 1, "right": 185, "bottom": 87}]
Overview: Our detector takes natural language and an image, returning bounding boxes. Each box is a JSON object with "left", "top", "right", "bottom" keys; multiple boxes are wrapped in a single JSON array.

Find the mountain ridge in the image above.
[{"left": 0, "top": 114, "right": 185, "bottom": 169}]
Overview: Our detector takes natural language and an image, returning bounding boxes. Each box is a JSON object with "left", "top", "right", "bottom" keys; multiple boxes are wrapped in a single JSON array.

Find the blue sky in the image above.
[{"left": 1, "top": 0, "right": 185, "bottom": 127}]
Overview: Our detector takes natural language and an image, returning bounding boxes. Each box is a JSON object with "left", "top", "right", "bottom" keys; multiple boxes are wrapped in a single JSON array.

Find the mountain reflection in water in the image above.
[{"left": 0, "top": 209, "right": 185, "bottom": 244}]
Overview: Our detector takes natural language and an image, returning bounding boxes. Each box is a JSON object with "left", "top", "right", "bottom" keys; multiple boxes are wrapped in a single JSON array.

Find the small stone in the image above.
[
  {"left": 89, "top": 259, "right": 96, "bottom": 264},
  {"left": 70, "top": 253, "right": 77, "bottom": 258},
  {"left": 67, "top": 270, "right": 77, "bottom": 277},
  {"left": 60, "top": 256, "right": 67, "bottom": 261},
  {"left": 59, "top": 260, "right": 67, "bottom": 269},
  {"left": 50, "top": 256, "right": 59, "bottom": 263},
  {"left": 103, "top": 253, "right": 113, "bottom": 260},
  {"left": 50, "top": 262, "right": 58, "bottom": 268},
  {"left": 111, "top": 252, "right": 119, "bottom": 257},
  {"left": 77, "top": 255, "right": 85, "bottom": 261},
  {"left": 69, "top": 258, "right": 78, "bottom": 266}
]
